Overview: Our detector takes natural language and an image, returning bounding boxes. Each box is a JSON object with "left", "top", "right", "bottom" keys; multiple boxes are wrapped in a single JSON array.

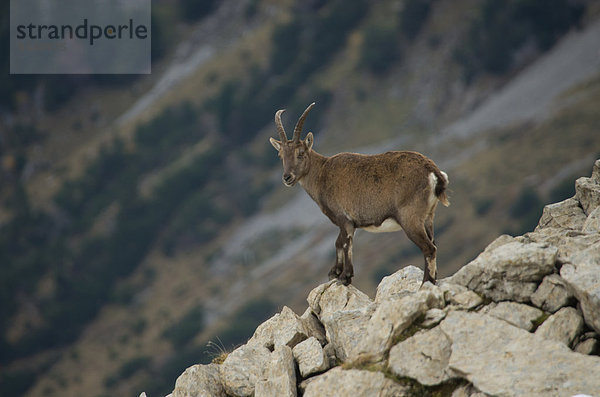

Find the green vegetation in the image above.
[
  {"left": 162, "top": 305, "right": 205, "bottom": 348},
  {"left": 359, "top": 25, "right": 400, "bottom": 74}
]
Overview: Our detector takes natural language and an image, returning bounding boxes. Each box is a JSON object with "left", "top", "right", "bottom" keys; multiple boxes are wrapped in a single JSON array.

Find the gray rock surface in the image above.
[
  {"left": 536, "top": 197, "right": 587, "bottom": 231},
  {"left": 292, "top": 336, "right": 329, "bottom": 377},
  {"left": 302, "top": 367, "right": 408, "bottom": 397},
  {"left": 219, "top": 343, "right": 270, "bottom": 397},
  {"left": 560, "top": 259, "right": 600, "bottom": 334},
  {"left": 374, "top": 265, "right": 422, "bottom": 303},
  {"left": 173, "top": 364, "right": 225, "bottom": 397},
  {"left": 483, "top": 301, "right": 543, "bottom": 331},
  {"left": 530, "top": 274, "right": 574, "bottom": 313},
  {"left": 255, "top": 345, "right": 296, "bottom": 397},
  {"left": 448, "top": 241, "right": 557, "bottom": 302},
  {"left": 299, "top": 307, "right": 327, "bottom": 345},
  {"left": 441, "top": 311, "right": 600, "bottom": 396},
  {"left": 582, "top": 206, "right": 600, "bottom": 233},
  {"left": 576, "top": 175, "right": 600, "bottom": 215},
  {"left": 535, "top": 306, "right": 584, "bottom": 347},
  {"left": 388, "top": 327, "right": 452, "bottom": 385},
  {"left": 249, "top": 306, "right": 307, "bottom": 350}
]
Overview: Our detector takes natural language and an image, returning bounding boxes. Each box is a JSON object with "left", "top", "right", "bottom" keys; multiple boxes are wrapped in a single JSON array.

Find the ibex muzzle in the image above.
[{"left": 270, "top": 103, "right": 449, "bottom": 285}]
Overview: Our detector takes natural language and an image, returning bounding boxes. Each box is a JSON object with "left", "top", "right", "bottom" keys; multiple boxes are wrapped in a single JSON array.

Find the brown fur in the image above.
[{"left": 270, "top": 103, "right": 449, "bottom": 285}]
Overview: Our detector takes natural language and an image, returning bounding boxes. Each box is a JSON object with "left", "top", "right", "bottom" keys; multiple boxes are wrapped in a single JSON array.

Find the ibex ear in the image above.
[
  {"left": 269, "top": 137, "right": 281, "bottom": 151},
  {"left": 305, "top": 132, "right": 314, "bottom": 151}
]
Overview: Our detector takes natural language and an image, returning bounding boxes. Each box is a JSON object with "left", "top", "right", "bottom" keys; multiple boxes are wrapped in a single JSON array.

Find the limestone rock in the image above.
[
  {"left": 219, "top": 343, "right": 271, "bottom": 397},
  {"left": 255, "top": 345, "right": 296, "bottom": 397},
  {"left": 172, "top": 364, "right": 225, "bottom": 397},
  {"left": 421, "top": 308, "right": 446, "bottom": 328},
  {"left": 560, "top": 259, "right": 600, "bottom": 334},
  {"left": 582, "top": 206, "right": 600, "bottom": 233},
  {"left": 362, "top": 286, "right": 444, "bottom": 358},
  {"left": 531, "top": 274, "right": 574, "bottom": 313},
  {"left": 374, "top": 265, "right": 422, "bottom": 303},
  {"left": 536, "top": 197, "right": 586, "bottom": 231},
  {"left": 388, "top": 327, "right": 452, "bottom": 386},
  {"left": 303, "top": 367, "right": 408, "bottom": 397},
  {"left": 299, "top": 307, "right": 327, "bottom": 345},
  {"left": 441, "top": 311, "right": 600, "bottom": 396},
  {"left": 448, "top": 241, "right": 557, "bottom": 302},
  {"left": 574, "top": 337, "right": 600, "bottom": 355},
  {"left": 576, "top": 175, "right": 600, "bottom": 215},
  {"left": 249, "top": 306, "right": 307, "bottom": 350},
  {"left": 292, "top": 336, "right": 329, "bottom": 377},
  {"left": 307, "top": 281, "right": 375, "bottom": 362},
  {"left": 438, "top": 281, "right": 482, "bottom": 309},
  {"left": 484, "top": 301, "right": 543, "bottom": 331},
  {"left": 535, "top": 307, "right": 584, "bottom": 347}
]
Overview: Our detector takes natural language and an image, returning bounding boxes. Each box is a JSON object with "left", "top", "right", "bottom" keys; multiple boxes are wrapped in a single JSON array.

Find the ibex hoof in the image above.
[{"left": 338, "top": 274, "right": 353, "bottom": 286}]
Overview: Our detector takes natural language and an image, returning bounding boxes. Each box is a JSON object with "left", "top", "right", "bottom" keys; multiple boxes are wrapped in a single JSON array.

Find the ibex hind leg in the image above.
[
  {"left": 329, "top": 231, "right": 346, "bottom": 280},
  {"left": 401, "top": 220, "right": 437, "bottom": 285}
]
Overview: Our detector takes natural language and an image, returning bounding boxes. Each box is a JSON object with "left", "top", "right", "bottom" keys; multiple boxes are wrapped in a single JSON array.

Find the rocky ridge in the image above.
[{"left": 160, "top": 159, "right": 600, "bottom": 397}]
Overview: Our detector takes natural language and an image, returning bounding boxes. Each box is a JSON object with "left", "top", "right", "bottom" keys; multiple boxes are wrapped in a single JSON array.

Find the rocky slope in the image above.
[{"left": 151, "top": 160, "right": 600, "bottom": 397}]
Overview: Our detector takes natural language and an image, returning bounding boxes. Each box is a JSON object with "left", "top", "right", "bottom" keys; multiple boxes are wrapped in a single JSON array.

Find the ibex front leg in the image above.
[
  {"left": 328, "top": 230, "right": 346, "bottom": 280},
  {"left": 339, "top": 224, "right": 355, "bottom": 286}
]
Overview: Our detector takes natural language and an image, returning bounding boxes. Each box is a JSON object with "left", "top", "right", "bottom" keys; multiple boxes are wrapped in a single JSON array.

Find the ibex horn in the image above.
[
  {"left": 293, "top": 102, "right": 315, "bottom": 142},
  {"left": 275, "top": 109, "right": 287, "bottom": 141}
]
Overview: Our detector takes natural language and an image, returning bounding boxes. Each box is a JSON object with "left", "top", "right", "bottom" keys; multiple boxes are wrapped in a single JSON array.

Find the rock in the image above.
[
  {"left": 388, "top": 327, "right": 452, "bottom": 386},
  {"left": 574, "top": 338, "right": 600, "bottom": 355},
  {"left": 441, "top": 311, "right": 600, "bottom": 396},
  {"left": 302, "top": 367, "right": 408, "bottom": 397},
  {"left": 362, "top": 286, "right": 444, "bottom": 358},
  {"left": 535, "top": 307, "right": 584, "bottom": 347},
  {"left": 448, "top": 241, "right": 557, "bottom": 302},
  {"left": 560, "top": 259, "right": 600, "bottom": 334},
  {"left": 219, "top": 343, "right": 271, "bottom": 397},
  {"left": 323, "top": 343, "right": 337, "bottom": 367},
  {"left": 292, "top": 337, "right": 329, "bottom": 377},
  {"left": 484, "top": 301, "right": 543, "bottom": 331},
  {"left": 593, "top": 159, "right": 600, "bottom": 182},
  {"left": 421, "top": 308, "right": 446, "bottom": 328},
  {"left": 255, "top": 345, "right": 296, "bottom": 397},
  {"left": 576, "top": 176, "right": 600, "bottom": 215},
  {"left": 374, "top": 265, "right": 422, "bottom": 303},
  {"left": 438, "top": 281, "right": 482, "bottom": 309},
  {"left": 173, "top": 364, "right": 225, "bottom": 397},
  {"left": 536, "top": 198, "right": 587, "bottom": 231},
  {"left": 299, "top": 307, "right": 327, "bottom": 345},
  {"left": 582, "top": 206, "right": 600, "bottom": 233},
  {"left": 530, "top": 274, "right": 574, "bottom": 313},
  {"left": 249, "top": 306, "right": 307, "bottom": 350},
  {"left": 307, "top": 281, "right": 375, "bottom": 362}
]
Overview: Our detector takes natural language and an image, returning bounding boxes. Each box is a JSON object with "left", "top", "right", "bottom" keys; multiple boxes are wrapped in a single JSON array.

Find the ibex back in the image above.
[{"left": 270, "top": 103, "right": 449, "bottom": 285}]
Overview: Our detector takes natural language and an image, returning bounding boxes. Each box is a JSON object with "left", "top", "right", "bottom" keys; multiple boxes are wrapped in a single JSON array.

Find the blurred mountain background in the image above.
[{"left": 1, "top": 0, "right": 599, "bottom": 396}]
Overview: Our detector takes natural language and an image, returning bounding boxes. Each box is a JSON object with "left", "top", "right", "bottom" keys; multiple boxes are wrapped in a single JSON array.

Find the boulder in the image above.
[
  {"left": 536, "top": 197, "right": 586, "bottom": 231},
  {"left": 582, "top": 206, "right": 600, "bottom": 233},
  {"left": 560, "top": 258, "right": 600, "bottom": 334},
  {"left": 374, "top": 265, "right": 422, "bottom": 303},
  {"left": 307, "top": 281, "right": 375, "bottom": 362},
  {"left": 255, "top": 345, "right": 296, "bottom": 397},
  {"left": 574, "top": 337, "right": 600, "bottom": 356},
  {"left": 388, "top": 327, "right": 452, "bottom": 386},
  {"left": 302, "top": 367, "right": 408, "bottom": 397},
  {"left": 421, "top": 308, "right": 446, "bottom": 328},
  {"left": 173, "top": 364, "right": 225, "bottom": 397},
  {"left": 299, "top": 307, "right": 327, "bottom": 345},
  {"left": 482, "top": 301, "right": 543, "bottom": 331},
  {"left": 530, "top": 274, "right": 574, "bottom": 313},
  {"left": 440, "top": 311, "right": 600, "bottom": 396},
  {"left": 439, "top": 281, "right": 482, "bottom": 309},
  {"left": 292, "top": 336, "right": 330, "bottom": 377},
  {"left": 576, "top": 176, "right": 600, "bottom": 215},
  {"left": 448, "top": 241, "right": 557, "bottom": 302},
  {"left": 219, "top": 343, "right": 271, "bottom": 397},
  {"left": 535, "top": 307, "right": 584, "bottom": 347},
  {"left": 361, "top": 285, "right": 444, "bottom": 358},
  {"left": 249, "top": 306, "right": 307, "bottom": 350}
]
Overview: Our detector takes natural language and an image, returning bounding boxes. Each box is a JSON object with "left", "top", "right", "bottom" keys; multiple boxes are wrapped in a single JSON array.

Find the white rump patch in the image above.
[
  {"left": 363, "top": 218, "right": 403, "bottom": 233},
  {"left": 428, "top": 172, "right": 438, "bottom": 208}
]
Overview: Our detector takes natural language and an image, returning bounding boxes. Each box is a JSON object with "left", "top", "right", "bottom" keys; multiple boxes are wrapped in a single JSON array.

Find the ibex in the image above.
[{"left": 270, "top": 103, "right": 449, "bottom": 285}]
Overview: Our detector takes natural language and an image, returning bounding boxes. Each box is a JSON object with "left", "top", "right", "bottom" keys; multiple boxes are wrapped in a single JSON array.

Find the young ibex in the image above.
[{"left": 270, "top": 103, "right": 449, "bottom": 285}]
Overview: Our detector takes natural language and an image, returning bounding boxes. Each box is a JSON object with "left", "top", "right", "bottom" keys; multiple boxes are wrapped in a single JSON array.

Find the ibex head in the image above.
[{"left": 269, "top": 102, "right": 315, "bottom": 187}]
